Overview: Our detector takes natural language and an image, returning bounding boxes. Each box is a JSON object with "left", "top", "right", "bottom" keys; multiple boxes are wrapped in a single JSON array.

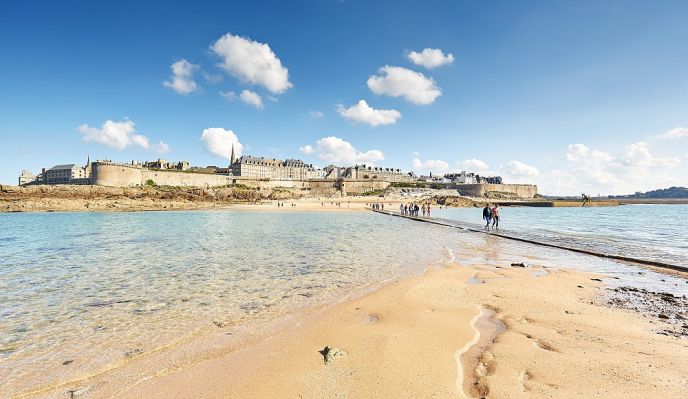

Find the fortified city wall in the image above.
[
  {"left": 91, "top": 162, "right": 143, "bottom": 186},
  {"left": 90, "top": 162, "right": 536, "bottom": 198},
  {"left": 456, "top": 183, "right": 538, "bottom": 198}
]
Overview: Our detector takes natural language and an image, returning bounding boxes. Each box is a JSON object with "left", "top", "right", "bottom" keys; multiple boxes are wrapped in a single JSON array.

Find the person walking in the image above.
[
  {"left": 427, "top": 204, "right": 431, "bottom": 217},
  {"left": 482, "top": 204, "right": 492, "bottom": 230},
  {"left": 492, "top": 204, "right": 500, "bottom": 229}
]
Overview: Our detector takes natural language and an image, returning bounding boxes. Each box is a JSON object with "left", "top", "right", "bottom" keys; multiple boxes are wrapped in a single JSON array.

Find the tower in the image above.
[
  {"left": 84, "top": 154, "right": 92, "bottom": 178},
  {"left": 230, "top": 143, "right": 236, "bottom": 165}
]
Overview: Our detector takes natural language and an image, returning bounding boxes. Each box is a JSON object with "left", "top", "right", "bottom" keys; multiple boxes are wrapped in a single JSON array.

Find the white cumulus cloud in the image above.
[
  {"left": 210, "top": 33, "right": 292, "bottom": 94},
  {"left": 621, "top": 142, "right": 679, "bottom": 167},
  {"left": 657, "top": 126, "right": 688, "bottom": 140},
  {"left": 299, "top": 144, "right": 314, "bottom": 155},
  {"left": 367, "top": 66, "right": 441, "bottom": 105},
  {"left": 504, "top": 160, "right": 539, "bottom": 176},
  {"left": 461, "top": 158, "right": 489, "bottom": 170},
  {"left": 537, "top": 141, "right": 686, "bottom": 195},
  {"left": 77, "top": 119, "right": 168, "bottom": 153},
  {"left": 308, "top": 136, "right": 384, "bottom": 165},
  {"left": 407, "top": 48, "right": 454, "bottom": 68},
  {"left": 239, "top": 89, "right": 264, "bottom": 108},
  {"left": 162, "top": 59, "right": 198, "bottom": 95},
  {"left": 412, "top": 158, "right": 449, "bottom": 173},
  {"left": 336, "top": 100, "right": 401, "bottom": 126},
  {"left": 199, "top": 127, "right": 244, "bottom": 161}
]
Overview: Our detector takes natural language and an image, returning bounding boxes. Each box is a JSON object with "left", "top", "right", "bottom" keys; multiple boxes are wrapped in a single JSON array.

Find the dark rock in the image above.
[
  {"left": 590, "top": 278, "right": 603, "bottom": 282},
  {"left": 658, "top": 314, "right": 670, "bottom": 320},
  {"left": 510, "top": 262, "right": 531, "bottom": 268},
  {"left": 319, "top": 346, "right": 347, "bottom": 364},
  {"left": 62, "top": 360, "right": 73, "bottom": 365}
]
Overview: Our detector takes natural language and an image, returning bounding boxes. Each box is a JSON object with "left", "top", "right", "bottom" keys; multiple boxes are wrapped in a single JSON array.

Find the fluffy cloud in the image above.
[
  {"left": 565, "top": 143, "right": 613, "bottom": 163},
  {"left": 162, "top": 59, "right": 198, "bottom": 95},
  {"left": 337, "top": 100, "right": 401, "bottom": 126},
  {"left": 210, "top": 33, "right": 292, "bottom": 94},
  {"left": 239, "top": 89, "right": 263, "bottom": 108},
  {"left": 461, "top": 158, "right": 489, "bottom": 170},
  {"left": 309, "top": 110, "right": 324, "bottom": 119},
  {"left": 367, "top": 66, "right": 441, "bottom": 105},
  {"left": 504, "top": 160, "right": 539, "bottom": 176},
  {"left": 621, "top": 142, "right": 679, "bottom": 167},
  {"left": 407, "top": 48, "right": 454, "bottom": 68},
  {"left": 537, "top": 142, "right": 685, "bottom": 195},
  {"left": 77, "top": 119, "right": 169, "bottom": 153},
  {"left": 199, "top": 127, "right": 243, "bottom": 161},
  {"left": 657, "top": 126, "right": 688, "bottom": 140},
  {"left": 412, "top": 158, "right": 449, "bottom": 173},
  {"left": 305, "top": 136, "right": 384, "bottom": 165},
  {"left": 299, "top": 144, "right": 314, "bottom": 155}
]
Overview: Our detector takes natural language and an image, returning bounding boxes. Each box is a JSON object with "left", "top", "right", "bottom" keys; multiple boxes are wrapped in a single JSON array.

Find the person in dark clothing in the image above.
[{"left": 482, "top": 204, "right": 492, "bottom": 230}]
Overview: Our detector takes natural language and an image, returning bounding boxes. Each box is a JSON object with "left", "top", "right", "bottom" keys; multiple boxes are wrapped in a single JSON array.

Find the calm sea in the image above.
[
  {"left": 432, "top": 204, "right": 688, "bottom": 269},
  {"left": 0, "top": 207, "right": 686, "bottom": 396}
]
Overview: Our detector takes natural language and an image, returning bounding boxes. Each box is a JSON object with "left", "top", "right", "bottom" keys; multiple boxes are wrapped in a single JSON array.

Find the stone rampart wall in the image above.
[
  {"left": 91, "top": 163, "right": 142, "bottom": 187},
  {"left": 339, "top": 180, "right": 391, "bottom": 196},
  {"left": 142, "top": 169, "right": 233, "bottom": 187},
  {"left": 456, "top": 183, "right": 538, "bottom": 198}
]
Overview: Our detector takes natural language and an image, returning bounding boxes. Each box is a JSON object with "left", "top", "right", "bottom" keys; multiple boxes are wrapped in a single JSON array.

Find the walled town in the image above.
[{"left": 16, "top": 144, "right": 537, "bottom": 200}]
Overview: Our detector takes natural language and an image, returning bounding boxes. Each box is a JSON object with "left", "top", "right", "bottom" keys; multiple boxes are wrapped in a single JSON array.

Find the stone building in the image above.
[
  {"left": 18, "top": 170, "right": 37, "bottom": 186},
  {"left": 231, "top": 156, "right": 319, "bottom": 179},
  {"left": 345, "top": 164, "right": 415, "bottom": 182},
  {"left": 143, "top": 159, "right": 190, "bottom": 171},
  {"left": 44, "top": 164, "right": 87, "bottom": 184}
]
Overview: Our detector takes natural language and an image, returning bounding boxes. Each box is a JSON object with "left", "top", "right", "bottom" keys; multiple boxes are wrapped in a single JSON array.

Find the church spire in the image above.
[{"left": 230, "top": 143, "right": 236, "bottom": 165}]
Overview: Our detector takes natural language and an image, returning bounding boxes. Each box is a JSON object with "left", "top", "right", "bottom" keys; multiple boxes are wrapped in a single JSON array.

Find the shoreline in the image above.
[{"left": 27, "top": 261, "right": 688, "bottom": 399}]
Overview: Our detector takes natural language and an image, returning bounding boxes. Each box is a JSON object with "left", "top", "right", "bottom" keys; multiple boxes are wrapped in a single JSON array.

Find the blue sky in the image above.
[{"left": 1, "top": 0, "right": 686, "bottom": 194}]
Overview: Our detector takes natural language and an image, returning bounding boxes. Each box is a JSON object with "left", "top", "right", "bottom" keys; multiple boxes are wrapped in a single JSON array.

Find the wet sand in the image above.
[{"left": 39, "top": 262, "right": 688, "bottom": 398}]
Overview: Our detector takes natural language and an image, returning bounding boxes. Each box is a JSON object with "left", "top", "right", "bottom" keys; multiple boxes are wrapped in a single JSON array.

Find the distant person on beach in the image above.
[
  {"left": 492, "top": 204, "right": 500, "bottom": 229},
  {"left": 400, "top": 204, "right": 404, "bottom": 214},
  {"left": 483, "top": 204, "right": 491, "bottom": 230},
  {"left": 422, "top": 204, "right": 426, "bottom": 217},
  {"left": 427, "top": 204, "right": 431, "bottom": 217}
]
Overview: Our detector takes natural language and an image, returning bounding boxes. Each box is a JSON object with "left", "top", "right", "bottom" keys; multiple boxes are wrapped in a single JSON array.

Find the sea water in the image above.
[
  {"left": 432, "top": 204, "right": 688, "bottom": 269},
  {"left": 0, "top": 208, "right": 685, "bottom": 396}
]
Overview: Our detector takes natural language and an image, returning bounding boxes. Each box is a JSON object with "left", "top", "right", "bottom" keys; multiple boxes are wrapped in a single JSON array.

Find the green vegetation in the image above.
[
  {"left": 611, "top": 186, "right": 688, "bottom": 199},
  {"left": 145, "top": 179, "right": 156, "bottom": 187},
  {"left": 389, "top": 182, "right": 426, "bottom": 188},
  {"left": 361, "top": 189, "right": 385, "bottom": 196}
]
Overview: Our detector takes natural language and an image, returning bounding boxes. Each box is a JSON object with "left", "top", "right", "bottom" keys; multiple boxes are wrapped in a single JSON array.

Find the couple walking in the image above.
[{"left": 482, "top": 204, "right": 500, "bottom": 230}]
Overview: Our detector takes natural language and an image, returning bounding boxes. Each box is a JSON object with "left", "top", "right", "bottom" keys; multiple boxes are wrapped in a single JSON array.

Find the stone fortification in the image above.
[
  {"left": 90, "top": 163, "right": 536, "bottom": 198},
  {"left": 456, "top": 183, "right": 538, "bottom": 198}
]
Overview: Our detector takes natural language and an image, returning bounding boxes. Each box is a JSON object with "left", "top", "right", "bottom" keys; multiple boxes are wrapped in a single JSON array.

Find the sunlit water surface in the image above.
[{"left": 0, "top": 209, "right": 685, "bottom": 396}]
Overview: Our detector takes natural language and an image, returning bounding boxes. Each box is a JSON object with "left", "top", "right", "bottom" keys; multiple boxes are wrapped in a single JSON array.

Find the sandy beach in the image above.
[{"left": 31, "top": 256, "right": 687, "bottom": 399}]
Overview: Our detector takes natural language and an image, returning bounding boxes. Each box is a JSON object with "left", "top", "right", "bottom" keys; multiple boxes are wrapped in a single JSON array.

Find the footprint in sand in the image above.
[
  {"left": 530, "top": 337, "right": 558, "bottom": 352},
  {"left": 519, "top": 370, "right": 533, "bottom": 392},
  {"left": 364, "top": 313, "right": 379, "bottom": 324}
]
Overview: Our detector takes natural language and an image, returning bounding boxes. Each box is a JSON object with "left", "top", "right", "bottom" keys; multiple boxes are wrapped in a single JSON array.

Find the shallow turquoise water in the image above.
[
  {"left": 432, "top": 204, "right": 688, "bottom": 268},
  {"left": 0, "top": 209, "right": 685, "bottom": 396}
]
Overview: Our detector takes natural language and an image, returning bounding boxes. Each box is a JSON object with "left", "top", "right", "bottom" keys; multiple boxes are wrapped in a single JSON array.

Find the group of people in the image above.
[
  {"left": 482, "top": 203, "right": 500, "bottom": 230},
  {"left": 370, "top": 203, "right": 385, "bottom": 211},
  {"left": 400, "top": 203, "right": 431, "bottom": 217},
  {"left": 276, "top": 202, "right": 296, "bottom": 208}
]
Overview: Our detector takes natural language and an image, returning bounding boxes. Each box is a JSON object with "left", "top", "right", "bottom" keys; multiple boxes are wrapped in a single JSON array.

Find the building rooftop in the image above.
[{"left": 48, "top": 164, "right": 78, "bottom": 171}]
